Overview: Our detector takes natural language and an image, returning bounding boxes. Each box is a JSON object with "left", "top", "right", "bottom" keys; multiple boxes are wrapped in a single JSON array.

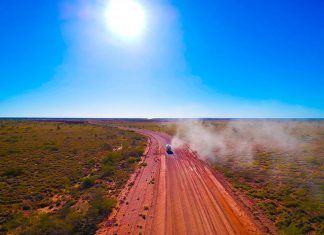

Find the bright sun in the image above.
[{"left": 105, "top": 0, "right": 146, "bottom": 39}]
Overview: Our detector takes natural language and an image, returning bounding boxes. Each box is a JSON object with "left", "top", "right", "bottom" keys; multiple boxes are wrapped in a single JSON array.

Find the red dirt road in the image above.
[{"left": 97, "top": 129, "right": 263, "bottom": 235}]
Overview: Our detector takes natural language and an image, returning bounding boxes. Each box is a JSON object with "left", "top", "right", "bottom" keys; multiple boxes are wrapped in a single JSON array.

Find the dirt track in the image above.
[{"left": 97, "top": 129, "right": 263, "bottom": 235}]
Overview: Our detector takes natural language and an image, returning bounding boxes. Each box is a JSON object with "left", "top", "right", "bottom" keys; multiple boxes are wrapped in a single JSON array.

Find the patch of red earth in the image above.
[
  {"left": 37, "top": 194, "right": 72, "bottom": 214},
  {"left": 97, "top": 129, "right": 273, "bottom": 235},
  {"left": 97, "top": 135, "right": 161, "bottom": 234}
]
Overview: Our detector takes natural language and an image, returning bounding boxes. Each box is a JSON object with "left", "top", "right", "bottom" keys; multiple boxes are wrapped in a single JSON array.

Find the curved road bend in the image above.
[{"left": 97, "top": 129, "right": 262, "bottom": 235}]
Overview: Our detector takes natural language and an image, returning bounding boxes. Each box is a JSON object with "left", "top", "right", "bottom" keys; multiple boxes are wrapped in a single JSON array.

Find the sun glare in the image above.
[{"left": 105, "top": 0, "right": 146, "bottom": 40}]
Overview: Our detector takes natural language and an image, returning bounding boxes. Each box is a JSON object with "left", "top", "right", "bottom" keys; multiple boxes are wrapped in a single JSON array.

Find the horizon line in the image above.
[{"left": 0, "top": 117, "right": 323, "bottom": 120}]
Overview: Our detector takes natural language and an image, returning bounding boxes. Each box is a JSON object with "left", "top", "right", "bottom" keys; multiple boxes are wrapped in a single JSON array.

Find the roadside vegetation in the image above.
[
  {"left": 205, "top": 121, "right": 323, "bottom": 234},
  {"left": 0, "top": 120, "right": 146, "bottom": 234},
  {"left": 107, "top": 119, "right": 176, "bottom": 135}
]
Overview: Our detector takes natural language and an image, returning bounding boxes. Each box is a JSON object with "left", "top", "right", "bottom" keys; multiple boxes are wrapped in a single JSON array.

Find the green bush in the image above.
[
  {"left": 101, "top": 143, "right": 112, "bottom": 151},
  {"left": 280, "top": 223, "right": 303, "bottom": 235},
  {"left": 102, "top": 152, "right": 122, "bottom": 165},
  {"left": 21, "top": 213, "right": 72, "bottom": 235},
  {"left": 127, "top": 157, "right": 139, "bottom": 164},
  {"left": 123, "top": 147, "right": 144, "bottom": 158},
  {"left": 90, "top": 198, "right": 116, "bottom": 216},
  {"left": 87, "top": 159, "right": 95, "bottom": 167},
  {"left": 2, "top": 167, "right": 24, "bottom": 177},
  {"left": 81, "top": 176, "right": 96, "bottom": 189},
  {"left": 101, "top": 165, "right": 115, "bottom": 177},
  {"left": 1, "top": 213, "right": 27, "bottom": 232}
]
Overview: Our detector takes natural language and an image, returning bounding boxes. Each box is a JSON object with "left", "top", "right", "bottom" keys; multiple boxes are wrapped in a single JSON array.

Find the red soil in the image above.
[{"left": 97, "top": 129, "right": 264, "bottom": 235}]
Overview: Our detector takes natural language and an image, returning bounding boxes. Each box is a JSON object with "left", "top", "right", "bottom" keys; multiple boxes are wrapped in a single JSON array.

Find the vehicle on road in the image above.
[{"left": 166, "top": 144, "right": 173, "bottom": 154}]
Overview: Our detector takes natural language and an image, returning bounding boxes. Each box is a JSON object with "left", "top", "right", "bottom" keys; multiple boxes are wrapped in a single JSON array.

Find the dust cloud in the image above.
[{"left": 171, "top": 120, "right": 299, "bottom": 161}]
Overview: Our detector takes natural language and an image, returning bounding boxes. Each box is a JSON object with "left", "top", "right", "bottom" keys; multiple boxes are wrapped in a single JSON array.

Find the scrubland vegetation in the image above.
[
  {"left": 210, "top": 121, "right": 324, "bottom": 234},
  {"left": 105, "top": 119, "right": 174, "bottom": 135},
  {"left": 0, "top": 121, "right": 146, "bottom": 234}
]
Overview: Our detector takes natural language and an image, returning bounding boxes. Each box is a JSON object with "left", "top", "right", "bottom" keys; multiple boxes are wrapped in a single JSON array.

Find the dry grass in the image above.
[{"left": 0, "top": 120, "right": 146, "bottom": 234}]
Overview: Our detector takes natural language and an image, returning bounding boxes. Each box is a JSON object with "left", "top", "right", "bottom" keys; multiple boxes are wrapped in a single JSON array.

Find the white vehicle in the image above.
[{"left": 166, "top": 144, "right": 173, "bottom": 154}]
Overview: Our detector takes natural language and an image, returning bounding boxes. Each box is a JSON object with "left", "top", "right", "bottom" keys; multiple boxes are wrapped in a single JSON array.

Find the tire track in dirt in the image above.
[{"left": 97, "top": 129, "right": 264, "bottom": 235}]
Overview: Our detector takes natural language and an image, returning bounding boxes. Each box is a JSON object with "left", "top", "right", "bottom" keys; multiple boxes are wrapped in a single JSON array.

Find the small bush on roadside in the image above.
[
  {"left": 2, "top": 167, "right": 24, "bottom": 177},
  {"left": 280, "top": 223, "right": 303, "bottom": 235},
  {"left": 102, "top": 152, "right": 122, "bottom": 165},
  {"left": 81, "top": 176, "right": 97, "bottom": 189},
  {"left": 127, "top": 157, "right": 139, "bottom": 164},
  {"left": 101, "top": 165, "right": 115, "bottom": 178},
  {"left": 21, "top": 213, "right": 72, "bottom": 235},
  {"left": 1, "top": 213, "right": 27, "bottom": 232},
  {"left": 101, "top": 143, "right": 112, "bottom": 151},
  {"left": 87, "top": 159, "right": 96, "bottom": 167},
  {"left": 90, "top": 198, "right": 116, "bottom": 216}
]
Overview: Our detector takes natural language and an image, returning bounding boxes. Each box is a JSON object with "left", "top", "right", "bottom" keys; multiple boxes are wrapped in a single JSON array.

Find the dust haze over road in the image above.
[
  {"left": 171, "top": 120, "right": 299, "bottom": 161},
  {"left": 97, "top": 129, "right": 264, "bottom": 235}
]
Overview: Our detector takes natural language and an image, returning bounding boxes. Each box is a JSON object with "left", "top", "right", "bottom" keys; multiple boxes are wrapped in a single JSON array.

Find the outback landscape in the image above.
[
  {"left": 0, "top": 120, "right": 146, "bottom": 234},
  {"left": 1, "top": 0, "right": 323, "bottom": 234},
  {"left": 0, "top": 119, "right": 322, "bottom": 234}
]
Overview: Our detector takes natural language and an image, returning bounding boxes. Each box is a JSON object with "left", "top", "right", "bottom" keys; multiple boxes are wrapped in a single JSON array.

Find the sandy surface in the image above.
[{"left": 97, "top": 129, "right": 263, "bottom": 235}]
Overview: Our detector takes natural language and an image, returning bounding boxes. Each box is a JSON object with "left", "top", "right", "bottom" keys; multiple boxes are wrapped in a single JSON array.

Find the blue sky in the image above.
[{"left": 0, "top": 0, "right": 323, "bottom": 118}]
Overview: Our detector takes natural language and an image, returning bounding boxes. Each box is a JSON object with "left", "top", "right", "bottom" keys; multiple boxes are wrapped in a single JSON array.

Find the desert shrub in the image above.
[
  {"left": 101, "top": 143, "right": 112, "bottom": 151},
  {"left": 259, "top": 202, "right": 277, "bottom": 217},
  {"left": 7, "top": 149, "right": 21, "bottom": 154},
  {"left": 81, "top": 176, "right": 96, "bottom": 189},
  {"left": 280, "top": 223, "right": 303, "bottom": 235},
  {"left": 65, "top": 191, "right": 116, "bottom": 234},
  {"left": 20, "top": 214, "right": 72, "bottom": 235},
  {"left": 1, "top": 213, "right": 27, "bottom": 232},
  {"left": 101, "top": 165, "right": 115, "bottom": 178},
  {"left": 87, "top": 159, "right": 95, "bottom": 167},
  {"left": 43, "top": 145, "right": 59, "bottom": 152},
  {"left": 57, "top": 201, "right": 75, "bottom": 219},
  {"left": 250, "top": 189, "right": 267, "bottom": 199},
  {"left": 127, "top": 157, "right": 139, "bottom": 164},
  {"left": 140, "top": 162, "right": 148, "bottom": 167},
  {"left": 232, "top": 180, "right": 251, "bottom": 191},
  {"left": 68, "top": 203, "right": 112, "bottom": 234},
  {"left": 123, "top": 146, "right": 144, "bottom": 158},
  {"left": 283, "top": 197, "right": 298, "bottom": 208},
  {"left": 90, "top": 198, "right": 116, "bottom": 216},
  {"left": 2, "top": 167, "right": 24, "bottom": 177},
  {"left": 102, "top": 152, "right": 122, "bottom": 165},
  {"left": 306, "top": 156, "right": 322, "bottom": 166}
]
